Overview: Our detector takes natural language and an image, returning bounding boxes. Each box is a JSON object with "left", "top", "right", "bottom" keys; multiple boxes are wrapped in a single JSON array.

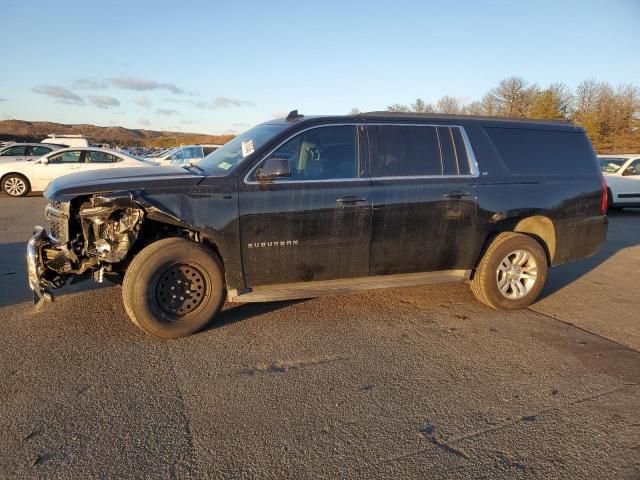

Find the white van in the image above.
[{"left": 41, "top": 134, "right": 89, "bottom": 148}]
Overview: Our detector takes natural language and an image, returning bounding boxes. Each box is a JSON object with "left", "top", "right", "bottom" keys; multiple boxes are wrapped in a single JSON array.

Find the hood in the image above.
[{"left": 44, "top": 165, "right": 205, "bottom": 201}]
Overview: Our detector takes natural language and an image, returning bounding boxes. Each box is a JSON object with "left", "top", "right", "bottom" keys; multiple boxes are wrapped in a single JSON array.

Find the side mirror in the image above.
[
  {"left": 40, "top": 157, "right": 49, "bottom": 165},
  {"left": 255, "top": 157, "right": 291, "bottom": 181}
]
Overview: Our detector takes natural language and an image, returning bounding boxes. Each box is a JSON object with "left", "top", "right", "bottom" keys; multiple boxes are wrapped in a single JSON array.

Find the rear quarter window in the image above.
[{"left": 485, "top": 127, "right": 597, "bottom": 176}]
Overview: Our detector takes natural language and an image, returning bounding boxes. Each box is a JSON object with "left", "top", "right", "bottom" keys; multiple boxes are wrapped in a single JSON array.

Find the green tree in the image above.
[{"left": 529, "top": 89, "right": 566, "bottom": 120}]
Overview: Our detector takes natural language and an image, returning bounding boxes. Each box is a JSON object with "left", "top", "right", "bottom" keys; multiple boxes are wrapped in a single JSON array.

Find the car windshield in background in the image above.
[
  {"left": 116, "top": 151, "right": 146, "bottom": 162},
  {"left": 599, "top": 157, "right": 627, "bottom": 173},
  {"left": 198, "top": 123, "right": 288, "bottom": 174}
]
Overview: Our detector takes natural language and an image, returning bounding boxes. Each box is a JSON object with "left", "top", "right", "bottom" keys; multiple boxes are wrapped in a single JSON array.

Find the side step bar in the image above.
[{"left": 227, "top": 270, "right": 471, "bottom": 303}]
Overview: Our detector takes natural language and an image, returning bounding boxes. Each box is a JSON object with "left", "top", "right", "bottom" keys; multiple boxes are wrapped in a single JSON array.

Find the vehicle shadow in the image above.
[
  {"left": 539, "top": 208, "right": 640, "bottom": 299},
  {"left": 0, "top": 191, "right": 43, "bottom": 198},
  {"left": 206, "top": 299, "right": 308, "bottom": 332}
]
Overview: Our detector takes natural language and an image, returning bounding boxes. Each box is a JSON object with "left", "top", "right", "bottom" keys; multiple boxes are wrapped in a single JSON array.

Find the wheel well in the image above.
[
  {"left": 513, "top": 216, "right": 556, "bottom": 264},
  {"left": 200, "top": 235, "right": 225, "bottom": 270},
  {"left": 116, "top": 220, "right": 225, "bottom": 277},
  {"left": 1, "top": 172, "right": 30, "bottom": 190},
  {"left": 477, "top": 216, "right": 556, "bottom": 268}
]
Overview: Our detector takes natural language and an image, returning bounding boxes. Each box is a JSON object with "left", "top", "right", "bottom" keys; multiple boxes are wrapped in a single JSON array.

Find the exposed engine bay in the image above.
[{"left": 27, "top": 191, "right": 191, "bottom": 302}]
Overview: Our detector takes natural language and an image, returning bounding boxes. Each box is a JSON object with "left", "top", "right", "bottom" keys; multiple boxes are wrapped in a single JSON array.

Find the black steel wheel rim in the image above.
[{"left": 154, "top": 263, "right": 208, "bottom": 318}]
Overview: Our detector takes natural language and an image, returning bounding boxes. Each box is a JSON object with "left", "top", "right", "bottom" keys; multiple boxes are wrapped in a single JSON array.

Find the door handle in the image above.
[
  {"left": 336, "top": 195, "right": 366, "bottom": 205},
  {"left": 443, "top": 191, "right": 471, "bottom": 199}
]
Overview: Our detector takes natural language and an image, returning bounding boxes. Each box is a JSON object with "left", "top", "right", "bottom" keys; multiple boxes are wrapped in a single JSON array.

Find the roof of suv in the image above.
[{"left": 269, "top": 112, "right": 581, "bottom": 132}]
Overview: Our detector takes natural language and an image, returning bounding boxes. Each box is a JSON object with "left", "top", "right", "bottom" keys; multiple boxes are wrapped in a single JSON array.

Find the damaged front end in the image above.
[{"left": 26, "top": 193, "right": 145, "bottom": 303}]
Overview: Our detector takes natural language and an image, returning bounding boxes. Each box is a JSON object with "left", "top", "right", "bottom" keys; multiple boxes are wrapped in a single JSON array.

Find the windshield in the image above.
[
  {"left": 198, "top": 123, "right": 288, "bottom": 174},
  {"left": 598, "top": 157, "right": 628, "bottom": 173}
]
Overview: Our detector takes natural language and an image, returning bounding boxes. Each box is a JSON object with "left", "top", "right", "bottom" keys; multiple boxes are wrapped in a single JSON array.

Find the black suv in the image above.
[{"left": 27, "top": 111, "right": 608, "bottom": 338}]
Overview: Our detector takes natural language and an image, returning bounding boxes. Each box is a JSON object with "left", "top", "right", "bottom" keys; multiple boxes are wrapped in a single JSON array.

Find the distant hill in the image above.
[{"left": 0, "top": 120, "right": 235, "bottom": 148}]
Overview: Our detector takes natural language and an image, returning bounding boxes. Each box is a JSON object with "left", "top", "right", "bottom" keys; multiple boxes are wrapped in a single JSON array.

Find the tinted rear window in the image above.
[
  {"left": 373, "top": 125, "right": 442, "bottom": 176},
  {"left": 486, "top": 127, "right": 597, "bottom": 175}
]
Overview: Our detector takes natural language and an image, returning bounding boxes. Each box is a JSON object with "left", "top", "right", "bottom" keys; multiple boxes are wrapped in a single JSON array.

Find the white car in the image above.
[
  {"left": 0, "top": 143, "right": 64, "bottom": 164},
  {"left": 599, "top": 154, "right": 640, "bottom": 209},
  {"left": 0, "top": 147, "right": 154, "bottom": 197}
]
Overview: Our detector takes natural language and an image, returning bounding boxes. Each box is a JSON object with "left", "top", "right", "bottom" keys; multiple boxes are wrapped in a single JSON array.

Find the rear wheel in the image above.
[
  {"left": 122, "top": 238, "right": 226, "bottom": 338},
  {"left": 470, "top": 232, "right": 548, "bottom": 310},
  {"left": 2, "top": 174, "right": 30, "bottom": 197}
]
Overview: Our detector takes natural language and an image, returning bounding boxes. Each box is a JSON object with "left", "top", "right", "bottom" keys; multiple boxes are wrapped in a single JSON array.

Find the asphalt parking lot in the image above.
[{"left": 0, "top": 195, "right": 639, "bottom": 479}]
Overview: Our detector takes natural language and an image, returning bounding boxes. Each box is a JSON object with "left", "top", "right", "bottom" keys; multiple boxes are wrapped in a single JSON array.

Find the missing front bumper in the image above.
[{"left": 26, "top": 226, "right": 55, "bottom": 303}]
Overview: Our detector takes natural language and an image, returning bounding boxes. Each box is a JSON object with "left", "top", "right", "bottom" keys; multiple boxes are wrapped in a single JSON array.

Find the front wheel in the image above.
[
  {"left": 2, "top": 174, "right": 30, "bottom": 197},
  {"left": 122, "top": 238, "right": 226, "bottom": 338},
  {"left": 470, "top": 232, "right": 548, "bottom": 310}
]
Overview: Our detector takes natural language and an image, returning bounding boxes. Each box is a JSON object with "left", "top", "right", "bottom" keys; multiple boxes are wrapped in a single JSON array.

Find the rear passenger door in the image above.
[
  {"left": 617, "top": 158, "right": 640, "bottom": 204},
  {"left": 0, "top": 145, "right": 27, "bottom": 161},
  {"left": 368, "top": 124, "right": 478, "bottom": 275},
  {"left": 84, "top": 150, "right": 121, "bottom": 170},
  {"left": 26, "top": 145, "right": 53, "bottom": 160}
]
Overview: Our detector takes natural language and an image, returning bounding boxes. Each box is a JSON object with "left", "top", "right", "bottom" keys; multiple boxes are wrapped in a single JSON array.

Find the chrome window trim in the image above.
[
  {"left": 243, "top": 122, "right": 480, "bottom": 185},
  {"left": 244, "top": 123, "right": 361, "bottom": 185}
]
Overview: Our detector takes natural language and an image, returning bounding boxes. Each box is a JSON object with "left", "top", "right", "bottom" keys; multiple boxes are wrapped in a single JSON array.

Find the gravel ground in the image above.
[{"left": 0, "top": 195, "right": 638, "bottom": 479}]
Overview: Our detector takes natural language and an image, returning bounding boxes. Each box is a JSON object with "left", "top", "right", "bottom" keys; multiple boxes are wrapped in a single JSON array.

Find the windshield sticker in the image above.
[
  {"left": 241, "top": 139, "right": 255, "bottom": 157},
  {"left": 218, "top": 161, "right": 233, "bottom": 170}
]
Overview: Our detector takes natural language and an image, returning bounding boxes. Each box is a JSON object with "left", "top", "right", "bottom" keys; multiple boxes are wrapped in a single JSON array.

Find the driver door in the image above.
[
  {"left": 238, "top": 124, "right": 372, "bottom": 287},
  {"left": 617, "top": 159, "right": 640, "bottom": 204},
  {"left": 35, "top": 150, "right": 83, "bottom": 187}
]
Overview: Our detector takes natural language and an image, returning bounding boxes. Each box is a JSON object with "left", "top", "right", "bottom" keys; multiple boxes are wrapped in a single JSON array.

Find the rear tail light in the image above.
[{"left": 600, "top": 175, "right": 608, "bottom": 215}]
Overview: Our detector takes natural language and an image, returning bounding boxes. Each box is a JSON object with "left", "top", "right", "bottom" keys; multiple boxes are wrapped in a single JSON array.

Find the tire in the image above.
[
  {"left": 470, "top": 232, "right": 548, "bottom": 310},
  {"left": 122, "top": 238, "right": 226, "bottom": 338},
  {"left": 2, "top": 174, "right": 30, "bottom": 197}
]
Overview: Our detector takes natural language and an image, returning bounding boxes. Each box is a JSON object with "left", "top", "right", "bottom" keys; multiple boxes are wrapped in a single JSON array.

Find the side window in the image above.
[
  {"left": 1, "top": 146, "right": 26, "bottom": 156},
  {"left": 267, "top": 125, "right": 358, "bottom": 180},
  {"left": 373, "top": 126, "right": 441, "bottom": 177},
  {"left": 437, "top": 127, "right": 459, "bottom": 175},
  {"left": 183, "top": 147, "right": 200, "bottom": 159},
  {"left": 108, "top": 153, "right": 122, "bottom": 163},
  {"left": 49, "top": 150, "right": 82, "bottom": 163},
  {"left": 624, "top": 159, "right": 640, "bottom": 176},
  {"left": 28, "top": 146, "right": 52, "bottom": 156},
  {"left": 451, "top": 127, "right": 471, "bottom": 175},
  {"left": 170, "top": 148, "right": 185, "bottom": 162},
  {"left": 486, "top": 127, "right": 597, "bottom": 176},
  {"left": 86, "top": 151, "right": 114, "bottom": 163}
]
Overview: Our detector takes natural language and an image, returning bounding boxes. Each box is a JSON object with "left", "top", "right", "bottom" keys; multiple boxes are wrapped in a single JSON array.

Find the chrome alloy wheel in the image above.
[
  {"left": 496, "top": 249, "right": 538, "bottom": 300},
  {"left": 4, "top": 177, "right": 27, "bottom": 196}
]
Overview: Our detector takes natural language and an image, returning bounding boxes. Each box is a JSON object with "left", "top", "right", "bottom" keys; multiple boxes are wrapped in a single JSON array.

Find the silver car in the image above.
[{"left": 0, "top": 143, "right": 64, "bottom": 164}]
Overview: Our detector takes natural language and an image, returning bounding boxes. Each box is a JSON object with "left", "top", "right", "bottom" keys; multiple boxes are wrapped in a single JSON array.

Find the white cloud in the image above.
[
  {"left": 156, "top": 108, "right": 179, "bottom": 116},
  {"left": 194, "top": 97, "right": 254, "bottom": 109},
  {"left": 134, "top": 96, "right": 152, "bottom": 108},
  {"left": 110, "top": 76, "right": 184, "bottom": 94},
  {"left": 88, "top": 95, "right": 120, "bottom": 109},
  {"left": 32, "top": 85, "right": 84, "bottom": 105},
  {"left": 72, "top": 78, "right": 108, "bottom": 90}
]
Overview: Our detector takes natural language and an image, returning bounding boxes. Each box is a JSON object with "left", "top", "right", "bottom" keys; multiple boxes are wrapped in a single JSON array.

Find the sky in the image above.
[{"left": 1, "top": 0, "right": 639, "bottom": 135}]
